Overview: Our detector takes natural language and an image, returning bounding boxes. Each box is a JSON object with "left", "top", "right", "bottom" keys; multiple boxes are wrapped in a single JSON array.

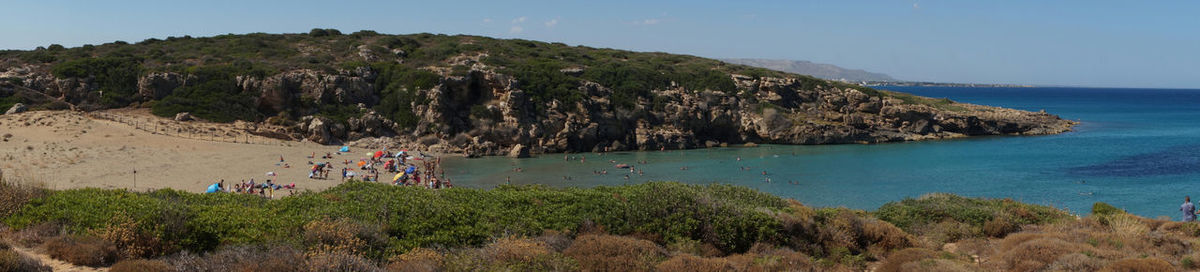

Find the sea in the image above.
[{"left": 443, "top": 87, "right": 1200, "bottom": 219}]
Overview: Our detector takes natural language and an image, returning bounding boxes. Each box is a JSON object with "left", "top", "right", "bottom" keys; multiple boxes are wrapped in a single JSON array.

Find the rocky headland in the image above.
[{"left": 0, "top": 32, "right": 1074, "bottom": 157}]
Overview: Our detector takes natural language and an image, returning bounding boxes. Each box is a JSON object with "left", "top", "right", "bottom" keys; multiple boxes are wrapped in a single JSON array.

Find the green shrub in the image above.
[
  {"left": 874, "top": 193, "right": 1070, "bottom": 233},
  {"left": 1092, "top": 202, "right": 1124, "bottom": 216},
  {"left": 50, "top": 56, "right": 142, "bottom": 108}
]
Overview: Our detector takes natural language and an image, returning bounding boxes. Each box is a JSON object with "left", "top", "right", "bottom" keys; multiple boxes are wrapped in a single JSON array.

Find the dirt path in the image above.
[{"left": 9, "top": 246, "right": 105, "bottom": 272}]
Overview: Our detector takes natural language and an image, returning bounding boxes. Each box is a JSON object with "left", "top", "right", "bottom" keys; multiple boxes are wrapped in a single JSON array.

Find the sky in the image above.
[{"left": 1, "top": 0, "right": 1198, "bottom": 88}]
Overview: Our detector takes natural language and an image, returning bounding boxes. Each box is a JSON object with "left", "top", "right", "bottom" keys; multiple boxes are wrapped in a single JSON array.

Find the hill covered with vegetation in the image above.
[{"left": 0, "top": 29, "right": 1073, "bottom": 154}]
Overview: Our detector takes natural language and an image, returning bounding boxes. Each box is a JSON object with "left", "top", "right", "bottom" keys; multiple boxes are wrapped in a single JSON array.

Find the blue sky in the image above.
[{"left": 2, "top": 0, "right": 1198, "bottom": 88}]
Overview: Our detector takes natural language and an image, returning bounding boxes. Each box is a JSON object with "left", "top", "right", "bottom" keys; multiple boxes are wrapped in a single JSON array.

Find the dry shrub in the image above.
[
  {"left": 97, "top": 213, "right": 171, "bottom": 259},
  {"left": 1107, "top": 214, "right": 1150, "bottom": 237},
  {"left": 305, "top": 250, "right": 383, "bottom": 272},
  {"left": 43, "top": 235, "right": 118, "bottom": 267},
  {"left": 110, "top": 259, "right": 174, "bottom": 272},
  {"left": 563, "top": 234, "right": 666, "bottom": 272},
  {"left": 999, "top": 237, "right": 1087, "bottom": 271},
  {"left": 876, "top": 248, "right": 937, "bottom": 272},
  {"left": 982, "top": 216, "right": 1019, "bottom": 238},
  {"left": 655, "top": 254, "right": 733, "bottom": 272},
  {"left": 484, "top": 236, "right": 551, "bottom": 263},
  {"left": 667, "top": 238, "right": 723, "bottom": 257},
  {"left": 1160, "top": 221, "right": 1200, "bottom": 237},
  {"left": 919, "top": 220, "right": 977, "bottom": 245},
  {"left": 861, "top": 218, "right": 915, "bottom": 256},
  {"left": 10, "top": 222, "right": 60, "bottom": 247},
  {"left": 536, "top": 229, "right": 574, "bottom": 252},
  {"left": 440, "top": 237, "right": 577, "bottom": 271},
  {"left": 1100, "top": 257, "right": 1173, "bottom": 272},
  {"left": 303, "top": 217, "right": 386, "bottom": 256},
  {"left": 387, "top": 248, "right": 443, "bottom": 272},
  {"left": 0, "top": 242, "right": 50, "bottom": 272},
  {"left": 997, "top": 233, "right": 1060, "bottom": 252},
  {"left": 815, "top": 209, "right": 914, "bottom": 260},
  {"left": 0, "top": 173, "right": 47, "bottom": 218},
  {"left": 165, "top": 245, "right": 304, "bottom": 272},
  {"left": 949, "top": 238, "right": 994, "bottom": 259},
  {"left": 1046, "top": 253, "right": 1107, "bottom": 272},
  {"left": 897, "top": 258, "right": 974, "bottom": 272}
]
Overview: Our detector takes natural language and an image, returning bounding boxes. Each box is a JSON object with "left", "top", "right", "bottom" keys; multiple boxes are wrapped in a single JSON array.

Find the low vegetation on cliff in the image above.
[
  {"left": 0, "top": 30, "right": 1073, "bottom": 155},
  {"left": 1, "top": 179, "right": 1195, "bottom": 271}
]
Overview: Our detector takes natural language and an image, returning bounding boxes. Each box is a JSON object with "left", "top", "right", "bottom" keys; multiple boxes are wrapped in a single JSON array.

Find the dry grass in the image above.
[
  {"left": 165, "top": 245, "right": 304, "bottom": 272},
  {"left": 876, "top": 248, "right": 938, "bottom": 272},
  {"left": 110, "top": 259, "right": 174, "bottom": 272},
  {"left": 563, "top": 234, "right": 666, "bottom": 272},
  {"left": 0, "top": 170, "right": 47, "bottom": 218},
  {"left": 655, "top": 254, "right": 733, "bottom": 272},
  {"left": 897, "top": 258, "right": 975, "bottom": 272},
  {"left": 0, "top": 241, "right": 50, "bottom": 272},
  {"left": 982, "top": 216, "right": 1019, "bottom": 238},
  {"left": 998, "top": 237, "right": 1090, "bottom": 271},
  {"left": 9, "top": 222, "right": 61, "bottom": 247},
  {"left": 387, "top": 248, "right": 443, "bottom": 272},
  {"left": 43, "top": 235, "right": 118, "bottom": 267},
  {"left": 302, "top": 217, "right": 386, "bottom": 256},
  {"left": 1046, "top": 253, "right": 1107, "bottom": 272},
  {"left": 304, "top": 250, "right": 383, "bottom": 272},
  {"left": 1100, "top": 257, "right": 1174, "bottom": 272}
]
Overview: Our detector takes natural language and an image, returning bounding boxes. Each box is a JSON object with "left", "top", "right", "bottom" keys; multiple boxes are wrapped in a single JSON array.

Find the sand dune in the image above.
[{"left": 0, "top": 109, "right": 384, "bottom": 193}]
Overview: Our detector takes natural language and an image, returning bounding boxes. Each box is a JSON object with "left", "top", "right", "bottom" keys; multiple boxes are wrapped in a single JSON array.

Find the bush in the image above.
[
  {"left": 982, "top": 216, "right": 1020, "bottom": 238},
  {"left": 387, "top": 248, "right": 443, "bottom": 272},
  {"left": 655, "top": 254, "right": 733, "bottom": 272},
  {"left": 563, "top": 234, "right": 665, "bottom": 272},
  {"left": 999, "top": 237, "right": 1087, "bottom": 271},
  {"left": 1047, "top": 253, "right": 1107, "bottom": 272},
  {"left": 44, "top": 235, "right": 118, "bottom": 267},
  {"left": 305, "top": 250, "right": 384, "bottom": 272},
  {"left": 1093, "top": 202, "right": 1124, "bottom": 216},
  {"left": 0, "top": 242, "right": 51, "bottom": 272},
  {"left": 110, "top": 259, "right": 174, "bottom": 272},
  {"left": 876, "top": 248, "right": 938, "bottom": 272},
  {"left": 165, "top": 245, "right": 303, "bottom": 272},
  {"left": 1100, "top": 257, "right": 1173, "bottom": 272},
  {"left": 875, "top": 193, "right": 1071, "bottom": 233},
  {"left": 50, "top": 56, "right": 142, "bottom": 108}
]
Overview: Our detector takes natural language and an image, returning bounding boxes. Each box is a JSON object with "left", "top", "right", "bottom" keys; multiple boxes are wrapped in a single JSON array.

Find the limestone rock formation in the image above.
[
  {"left": 173, "top": 112, "right": 194, "bottom": 121},
  {"left": 5, "top": 103, "right": 27, "bottom": 114}
]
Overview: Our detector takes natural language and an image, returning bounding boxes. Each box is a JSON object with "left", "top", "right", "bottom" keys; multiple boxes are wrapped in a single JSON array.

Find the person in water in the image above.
[{"left": 1183, "top": 196, "right": 1196, "bottom": 222}]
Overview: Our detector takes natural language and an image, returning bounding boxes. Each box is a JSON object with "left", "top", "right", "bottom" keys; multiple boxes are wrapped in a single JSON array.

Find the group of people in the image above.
[
  {"left": 205, "top": 179, "right": 297, "bottom": 199},
  {"left": 203, "top": 147, "right": 454, "bottom": 198}
]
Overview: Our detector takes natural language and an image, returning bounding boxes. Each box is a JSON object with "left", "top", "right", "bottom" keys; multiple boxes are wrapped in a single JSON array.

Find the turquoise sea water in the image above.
[{"left": 443, "top": 87, "right": 1200, "bottom": 218}]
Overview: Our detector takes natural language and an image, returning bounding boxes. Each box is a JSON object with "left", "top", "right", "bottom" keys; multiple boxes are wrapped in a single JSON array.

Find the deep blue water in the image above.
[{"left": 443, "top": 87, "right": 1200, "bottom": 218}]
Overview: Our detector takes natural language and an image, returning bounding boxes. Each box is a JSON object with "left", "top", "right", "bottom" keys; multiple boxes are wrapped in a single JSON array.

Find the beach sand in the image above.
[{"left": 0, "top": 109, "right": 378, "bottom": 193}]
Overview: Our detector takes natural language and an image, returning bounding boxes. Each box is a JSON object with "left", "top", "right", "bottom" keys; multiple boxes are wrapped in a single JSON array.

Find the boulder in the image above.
[
  {"left": 174, "top": 112, "right": 194, "bottom": 122},
  {"left": 5, "top": 103, "right": 27, "bottom": 114},
  {"left": 306, "top": 116, "right": 335, "bottom": 144},
  {"left": 137, "top": 72, "right": 185, "bottom": 101},
  {"left": 508, "top": 144, "right": 530, "bottom": 158}
]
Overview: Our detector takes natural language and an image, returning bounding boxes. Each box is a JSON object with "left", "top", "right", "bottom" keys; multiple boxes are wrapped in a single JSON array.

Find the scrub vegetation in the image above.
[{"left": 1, "top": 178, "right": 1196, "bottom": 271}]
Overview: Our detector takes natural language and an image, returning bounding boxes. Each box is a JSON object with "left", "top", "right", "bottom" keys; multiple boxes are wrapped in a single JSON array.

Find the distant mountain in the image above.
[{"left": 721, "top": 58, "right": 896, "bottom": 82}]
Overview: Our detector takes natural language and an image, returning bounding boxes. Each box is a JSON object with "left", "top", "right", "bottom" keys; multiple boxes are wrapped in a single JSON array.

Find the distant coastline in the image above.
[{"left": 861, "top": 81, "right": 1035, "bottom": 88}]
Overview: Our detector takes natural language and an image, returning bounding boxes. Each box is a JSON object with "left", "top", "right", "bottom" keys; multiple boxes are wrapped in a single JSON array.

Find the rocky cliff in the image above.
[{"left": 0, "top": 32, "right": 1074, "bottom": 156}]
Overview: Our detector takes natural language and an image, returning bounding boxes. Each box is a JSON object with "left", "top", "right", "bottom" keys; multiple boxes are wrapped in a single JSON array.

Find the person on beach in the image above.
[{"left": 1183, "top": 196, "right": 1196, "bottom": 222}]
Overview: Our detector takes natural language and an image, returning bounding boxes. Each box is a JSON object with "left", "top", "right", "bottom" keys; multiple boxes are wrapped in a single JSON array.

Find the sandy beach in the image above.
[{"left": 0, "top": 109, "right": 384, "bottom": 193}]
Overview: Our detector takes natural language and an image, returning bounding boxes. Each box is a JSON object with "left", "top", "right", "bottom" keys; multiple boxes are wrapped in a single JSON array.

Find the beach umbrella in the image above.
[
  {"left": 205, "top": 183, "right": 221, "bottom": 193},
  {"left": 357, "top": 161, "right": 366, "bottom": 167},
  {"left": 405, "top": 166, "right": 416, "bottom": 174},
  {"left": 375, "top": 151, "right": 384, "bottom": 158},
  {"left": 393, "top": 172, "right": 405, "bottom": 182},
  {"left": 339, "top": 146, "right": 350, "bottom": 152}
]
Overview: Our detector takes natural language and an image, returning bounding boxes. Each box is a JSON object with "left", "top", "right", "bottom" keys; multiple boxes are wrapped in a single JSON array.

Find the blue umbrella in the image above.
[
  {"left": 205, "top": 183, "right": 222, "bottom": 193},
  {"left": 405, "top": 166, "right": 416, "bottom": 174}
]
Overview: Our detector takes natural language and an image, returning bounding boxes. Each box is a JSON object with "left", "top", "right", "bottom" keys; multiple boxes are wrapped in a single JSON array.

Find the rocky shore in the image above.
[{"left": 0, "top": 64, "right": 1074, "bottom": 157}]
